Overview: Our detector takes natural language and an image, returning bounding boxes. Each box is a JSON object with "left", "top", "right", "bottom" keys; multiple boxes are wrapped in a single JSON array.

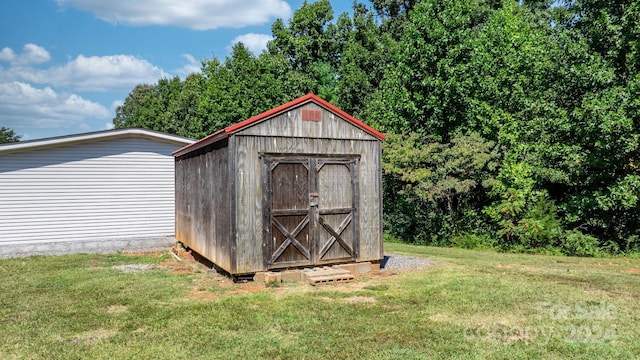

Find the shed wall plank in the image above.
[{"left": 175, "top": 144, "right": 231, "bottom": 272}]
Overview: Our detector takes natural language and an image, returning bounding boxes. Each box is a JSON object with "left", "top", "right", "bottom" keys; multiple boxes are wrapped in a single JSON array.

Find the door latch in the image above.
[{"left": 309, "top": 193, "right": 319, "bottom": 207}]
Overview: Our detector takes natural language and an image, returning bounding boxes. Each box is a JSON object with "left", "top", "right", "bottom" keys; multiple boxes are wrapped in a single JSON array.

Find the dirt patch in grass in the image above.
[
  {"left": 133, "top": 326, "right": 148, "bottom": 334},
  {"left": 187, "top": 288, "right": 220, "bottom": 301},
  {"left": 111, "top": 264, "right": 154, "bottom": 273},
  {"left": 315, "top": 295, "right": 377, "bottom": 304},
  {"left": 228, "top": 284, "right": 267, "bottom": 295},
  {"left": 104, "top": 305, "right": 128, "bottom": 314},
  {"left": 626, "top": 268, "right": 640, "bottom": 274},
  {"left": 160, "top": 259, "right": 200, "bottom": 274},
  {"left": 345, "top": 296, "right": 377, "bottom": 304},
  {"left": 368, "top": 270, "right": 398, "bottom": 278},
  {"left": 497, "top": 264, "right": 544, "bottom": 272},
  {"left": 70, "top": 329, "right": 117, "bottom": 344},
  {"left": 429, "top": 313, "right": 450, "bottom": 322}
]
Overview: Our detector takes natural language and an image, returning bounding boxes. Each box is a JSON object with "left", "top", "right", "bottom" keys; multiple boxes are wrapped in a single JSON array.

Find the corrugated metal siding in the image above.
[{"left": 0, "top": 137, "right": 180, "bottom": 245}]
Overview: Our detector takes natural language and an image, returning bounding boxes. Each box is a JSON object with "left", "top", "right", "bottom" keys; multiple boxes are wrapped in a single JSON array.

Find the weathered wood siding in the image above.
[
  {"left": 239, "top": 103, "right": 378, "bottom": 141},
  {"left": 174, "top": 97, "right": 384, "bottom": 275},
  {"left": 0, "top": 137, "right": 181, "bottom": 246},
  {"left": 233, "top": 135, "right": 382, "bottom": 274},
  {"left": 175, "top": 141, "right": 232, "bottom": 273}
]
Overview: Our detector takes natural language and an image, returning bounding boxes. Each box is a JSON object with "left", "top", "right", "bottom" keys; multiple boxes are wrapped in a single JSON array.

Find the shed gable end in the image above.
[{"left": 236, "top": 102, "right": 378, "bottom": 141}]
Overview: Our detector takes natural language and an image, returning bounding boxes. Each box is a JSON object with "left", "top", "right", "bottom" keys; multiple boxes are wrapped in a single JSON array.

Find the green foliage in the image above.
[
  {"left": 112, "top": 0, "right": 640, "bottom": 255},
  {"left": 486, "top": 190, "right": 564, "bottom": 250},
  {"left": 567, "top": 0, "right": 640, "bottom": 82},
  {"left": 335, "top": 3, "right": 395, "bottom": 117},
  {"left": 114, "top": 44, "right": 297, "bottom": 137},
  {"left": 114, "top": 76, "right": 208, "bottom": 138},
  {"left": 383, "top": 232, "right": 402, "bottom": 243},
  {"left": 369, "top": 0, "right": 640, "bottom": 254},
  {"left": 561, "top": 230, "right": 601, "bottom": 257},
  {"left": 268, "top": 0, "right": 342, "bottom": 71},
  {"left": 382, "top": 131, "right": 498, "bottom": 244},
  {"left": 0, "top": 126, "right": 21, "bottom": 143},
  {"left": 198, "top": 44, "right": 296, "bottom": 133},
  {"left": 450, "top": 233, "right": 494, "bottom": 249}
]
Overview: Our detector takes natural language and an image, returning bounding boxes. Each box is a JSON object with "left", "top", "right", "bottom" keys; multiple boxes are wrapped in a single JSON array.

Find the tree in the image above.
[
  {"left": 110, "top": 0, "right": 640, "bottom": 253},
  {"left": 367, "top": 0, "right": 640, "bottom": 251},
  {"left": 369, "top": 0, "right": 419, "bottom": 39},
  {"left": 1, "top": 126, "right": 22, "bottom": 143},
  {"left": 198, "top": 43, "right": 295, "bottom": 133},
  {"left": 566, "top": 0, "right": 640, "bottom": 82},
  {"left": 267, "top": 0, "right": 349, "bottom": 99},
  {"left": 0, "top": 126, "right": 22, "bottom": 144},
  {"left": 365, "top": 0, "right": 498, "bottom": 138},
  {"left": 113, "top": 76, "right": 194, "bottom": 135},
  {"left": 268, "top": 0, "right": 342, "bottom": 71},
  {"left": 335, "top": 3, "right": 396, "bottom": 117},
  {"left": 114, "top": 44, "right": 296, "bottom": 138},
  {"left": 382, "top": 131, "right": 498, "bottom": 244}
]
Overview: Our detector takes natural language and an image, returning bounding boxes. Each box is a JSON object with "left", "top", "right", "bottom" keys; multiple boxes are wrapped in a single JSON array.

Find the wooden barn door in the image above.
[{"left": 263, "top": 155, "right": 359, "bottom": 269}]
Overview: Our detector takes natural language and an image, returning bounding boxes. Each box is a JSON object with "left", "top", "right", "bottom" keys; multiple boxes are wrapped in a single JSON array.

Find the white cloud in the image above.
[
  {"left": 0, "top": 44, "right": 176, "bottom": 138},
  {"left": 0, "top": 81, "right": 110, "bottom": 129},
  {"left": 1, "top": 51, "right": 167, "bottom": 91},
  {"left": 55, "top": 0, "right": 291, "bottom": 30},
  {"left": 0, "top": 48, "right": 15, "bottom": 63},
  {"left": 21, "top": 44, "right": 52, "bottom": 65},
  {"left": 110, "top": 99, "right": 124, "bottom": 112},
  {"left": 44, "top": 54, "right": 167, "bottom": 91},
  {"left": 228, "top": 33, "right": 273, "bottom": 55},
  {"left": 0, "top": 44, "right": 51, "bottom": 66},
  {"left": 104, "top": 122, "right": 115, "bottom": 130},
  {"left": 173, "top": 54, "right": 201, "bottom": 78}
]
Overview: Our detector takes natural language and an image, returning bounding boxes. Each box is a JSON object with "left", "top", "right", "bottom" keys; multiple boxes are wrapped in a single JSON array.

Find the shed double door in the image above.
[{"left": 263, "top": 155, "right": 359, "bottom": 269}]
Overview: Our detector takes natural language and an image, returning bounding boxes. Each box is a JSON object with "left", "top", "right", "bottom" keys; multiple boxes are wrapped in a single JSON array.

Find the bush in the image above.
[
  {"left": 383, "top": 233, "right": 403, "bottom": 243},
  {"left": 450, "top": 233, "right": 494, "bottom": 249},
  {"left": 561, "top": 230, "right": 601, "bottom": 257},
  {"left": 624, "top": 235, "right": 640, "bottom": 254}
]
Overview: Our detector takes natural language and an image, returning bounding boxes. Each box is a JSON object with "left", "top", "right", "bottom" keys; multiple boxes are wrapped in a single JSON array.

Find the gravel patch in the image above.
[
  {"left": 111, "top": 264, "right": 155, "bottom": 273},
  {"left": 381, "top": 254, "right": 432, "bottom": 270}
]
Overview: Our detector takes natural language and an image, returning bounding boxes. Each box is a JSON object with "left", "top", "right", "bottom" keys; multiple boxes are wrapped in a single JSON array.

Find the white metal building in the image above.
[{"left": 0, "top": 128, "right": 194, "bottom": 258}]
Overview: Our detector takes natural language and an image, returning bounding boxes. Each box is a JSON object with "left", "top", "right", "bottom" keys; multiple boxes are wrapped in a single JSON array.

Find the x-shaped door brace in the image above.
[
  {"left": 318, "top": 213, "right": 353, "bottom": 259},
  {"left": 270, "top": 215, "right": 311, "bottom": 263}
]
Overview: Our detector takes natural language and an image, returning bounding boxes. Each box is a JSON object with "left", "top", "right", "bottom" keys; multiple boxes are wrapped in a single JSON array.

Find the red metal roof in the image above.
[{"left": 173, "top": 93, "right": 385, "bottom": 157}]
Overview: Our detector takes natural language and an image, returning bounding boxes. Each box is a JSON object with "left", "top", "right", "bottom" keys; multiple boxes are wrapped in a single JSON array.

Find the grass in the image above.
[{"left": 1, "top": 243, "right": 639, "bottom": 359}]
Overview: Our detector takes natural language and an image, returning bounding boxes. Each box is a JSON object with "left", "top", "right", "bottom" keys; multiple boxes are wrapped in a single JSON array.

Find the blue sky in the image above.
[{"left": 0, "top": 0, "right": 352, "bottom": 140}]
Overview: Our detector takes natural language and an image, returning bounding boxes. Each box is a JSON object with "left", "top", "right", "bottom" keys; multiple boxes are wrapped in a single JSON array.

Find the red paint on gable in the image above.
[{"left": 302, "top": 108, "right": 322, "bottom": 122}]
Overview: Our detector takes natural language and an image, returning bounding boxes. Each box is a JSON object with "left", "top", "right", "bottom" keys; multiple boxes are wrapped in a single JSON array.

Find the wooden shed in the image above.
[{"left": 173, "top": 94, "right": 385, "bottom": 276}]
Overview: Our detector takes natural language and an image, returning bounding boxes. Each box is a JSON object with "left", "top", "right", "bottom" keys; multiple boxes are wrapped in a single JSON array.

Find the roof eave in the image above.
[
  {"left": 0, "top": 128, "right": 194, "bottom": 155},
  {"left": 172, "top": 129, "right": 229, "bottom": 157}
]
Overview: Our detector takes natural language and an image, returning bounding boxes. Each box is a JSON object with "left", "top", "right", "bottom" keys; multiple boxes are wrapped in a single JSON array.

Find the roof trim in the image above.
[
  {"left": 0, "top": 128, "right": 194, "bottom": 155},
  {"left": 173, "top": 93, "right": 385, "bottom": 157}
]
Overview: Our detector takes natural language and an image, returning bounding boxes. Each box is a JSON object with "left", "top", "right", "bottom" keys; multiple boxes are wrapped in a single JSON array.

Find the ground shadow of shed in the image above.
[{"left": 173, "top": 94, "right": 385, "bottom": 277}]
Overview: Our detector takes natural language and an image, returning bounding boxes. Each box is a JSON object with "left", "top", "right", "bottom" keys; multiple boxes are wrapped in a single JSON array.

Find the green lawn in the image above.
[{"left": 1, "top": 243, "right": 639, "bottom": 359}]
